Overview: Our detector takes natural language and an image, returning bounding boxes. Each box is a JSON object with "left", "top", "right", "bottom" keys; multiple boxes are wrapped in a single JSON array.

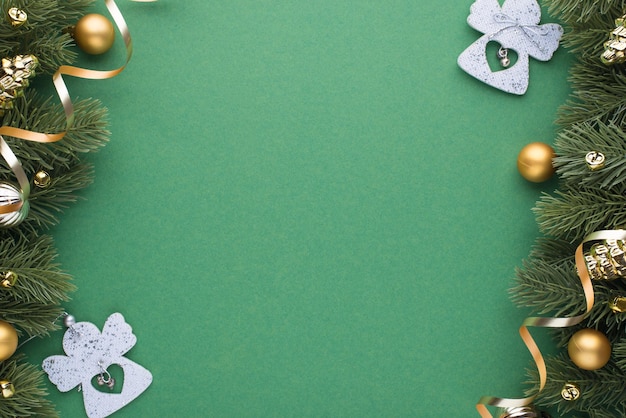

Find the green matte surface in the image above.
[{"left": 22, "top": 1, "right": 573, "bottom": 417}]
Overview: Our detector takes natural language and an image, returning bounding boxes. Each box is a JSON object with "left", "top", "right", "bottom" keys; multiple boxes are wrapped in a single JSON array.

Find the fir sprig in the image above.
[
  {"left": 553, "top": 121, "right": 626, "bottom": 189},
  {"left": 0, "top": 355, "right": 57, "bottom": 417}
]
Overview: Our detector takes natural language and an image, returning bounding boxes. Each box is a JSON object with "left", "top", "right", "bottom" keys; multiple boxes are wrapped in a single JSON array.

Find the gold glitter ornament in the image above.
[
  {"left": 609, "top": 295, "right": 626, "bottom": 313},
  {"left": 0, "top": 182, "right": 28, "bottom": 228},
  {"left": 0, "top": 54, "right": 38, "bottom": 114},
  {"left": 0, "top": 381, "right": 15, "bottom": 398},
  {"left": 0, "top": 271, "right": 17, "bottom": 288},
  {"left": 517, "top": 142, "right": 556, "bottom": 183},
  {"left": 73, "top": 14, "right": 115, "bottom": 55},
  {"left": 7, "top": 7, "right": 26, "bottom": 27},
  {"left": 602, "top": 15, "right": 626, "bottom": 65},
  {"left": 33, "top": 170, "right": 51, "bottom": 188},
  {"left": 561, "top": 383, "right": 581, "bottom": 401},
  {"left": 0, "top": 320, "right": 17, "bottom": 361},
  {"left": 568, "top": 328, "right": 611, "bottom": 370}
]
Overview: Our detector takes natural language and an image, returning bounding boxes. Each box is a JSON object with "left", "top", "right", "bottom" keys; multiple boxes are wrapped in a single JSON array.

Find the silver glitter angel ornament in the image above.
[
  {"left": 42, "top": 313, "right": 153, "bottom": 418},
  {"left": 457, "top": 0, "right": 563, "bottom": 95}
]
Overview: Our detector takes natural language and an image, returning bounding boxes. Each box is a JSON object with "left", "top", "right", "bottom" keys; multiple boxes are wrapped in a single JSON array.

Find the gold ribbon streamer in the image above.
[
  {"left": 0, "top": 0, "right": 140, "bottom": 215},
  {"left": 475, "top": 230, "right": 626, "bottom": 417}
]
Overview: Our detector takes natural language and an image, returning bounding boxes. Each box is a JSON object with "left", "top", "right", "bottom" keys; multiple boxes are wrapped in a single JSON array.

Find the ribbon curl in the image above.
[
  {"left": 476, "top": 231, "right": 626, "bottom": 417},
  {"left": 0, "top": 0, "right": 145, "bottom": 215}
]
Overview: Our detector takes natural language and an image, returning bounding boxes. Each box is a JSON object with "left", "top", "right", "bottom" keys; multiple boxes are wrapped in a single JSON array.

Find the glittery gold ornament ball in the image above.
[
  {"left": 0, "top": 320, "right": 17, "bottom": 361},
  {"left": 568, "top": 328, "right": 611, "bottom": 371},
  {"left": 73, "top": 14, "right": 115, "bottom": 55},
  {"left": 0, "top": 380, "right": 14, "bottom": 398},
  {"left": 517, "top": 142, "right": 556, "bottom": 183}
]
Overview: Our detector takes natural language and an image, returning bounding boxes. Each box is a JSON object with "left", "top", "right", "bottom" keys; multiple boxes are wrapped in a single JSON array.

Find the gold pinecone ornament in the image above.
[{"left": 0, "top": 54, "right": 38, "bottom": 114}]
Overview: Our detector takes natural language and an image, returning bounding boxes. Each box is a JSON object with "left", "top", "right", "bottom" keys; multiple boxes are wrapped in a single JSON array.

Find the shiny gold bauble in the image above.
[
  {"left": 33, "top": 170, "right": 51, "bottom": 188},
  {"left": 517, "top": 142, "right": 556, "bottom": 183},
  {"left": 0, "top": 380, "right": 14, "bottom": 398},
  {"left": 73, "top": 14, "right": 115, "bottom": 55},
  {"left": 568, "top": 328, "right": 611, "bottom": 370},
  {"left": 0, "top": 320, "right": 17, "bottom": 361}
]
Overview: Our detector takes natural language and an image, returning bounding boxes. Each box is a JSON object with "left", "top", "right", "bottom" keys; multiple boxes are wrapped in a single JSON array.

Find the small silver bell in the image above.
[{"left": 497, "top": 47, "right": 510, "bottom": 68}]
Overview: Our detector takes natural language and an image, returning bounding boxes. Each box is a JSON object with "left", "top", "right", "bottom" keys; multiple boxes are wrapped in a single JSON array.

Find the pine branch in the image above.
[
  {"left": 512, "top": 259, "right": 583, "bottom": 316},
  {"left": 542, "top": 0, "right": 626, "bottom": 24},
  {"left": 534, "top": 185, "right": 626, "bottom": 242},
  {"left": 0, "top": 356, "right": 57, "bottom": 417},
  {"left": 0, "top": 234, "right": 74, "bottom": 307},
  {"left": 556, "top": 58, "right": 626, "bottom": 127},
  {"left": 529, "top": 353, "right": 626, "bottom": 416},
  {"left": 554, "top": 121, "right": 626, "bottom": 190}
]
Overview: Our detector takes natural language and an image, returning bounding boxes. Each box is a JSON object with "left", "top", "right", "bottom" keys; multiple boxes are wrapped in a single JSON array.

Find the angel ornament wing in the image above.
[
  {"left": 42, "top": 313, "right": 153, "bottom": 418},
  {"left": 457, "top": 0, "right": 563, "bottom": 95}
]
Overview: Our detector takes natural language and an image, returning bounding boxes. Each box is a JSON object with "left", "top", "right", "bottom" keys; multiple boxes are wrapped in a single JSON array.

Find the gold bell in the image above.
[
  {"left": 561, "top": 382, "right": 581, "bottom": 401},
  {"left": 7, "top": 8, "right": 26, "bottom": 27},
  {"left": 33, "top": 170, "right": 51, "bottom": 188},
  {"left": 609, "top": 296, "right": 626, "bottom": 313},
  {"left": 0, "top": 380, "right": 15, "bottom": 398},
  {"left": 585, "top": 151, "right": 605, "bottom": 171},
  {"left": 0, "top": 271, "right": 17, "bottom": 288}
]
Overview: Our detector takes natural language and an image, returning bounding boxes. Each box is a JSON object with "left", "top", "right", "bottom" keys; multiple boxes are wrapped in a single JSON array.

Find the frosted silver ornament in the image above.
[
  {"left": 42, "top": 313, "right": 152, "bottom": 418},
  {"left": 457, "top": 0, "right": 563, "bottom": 95},
  {"left": 0, "top": 181, "right": 28, "bottom": 227}
]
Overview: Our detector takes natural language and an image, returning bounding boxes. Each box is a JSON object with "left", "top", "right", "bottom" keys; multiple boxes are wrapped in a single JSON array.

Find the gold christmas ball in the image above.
[
  {"left": 73, "top": 14, "right": 115, "bottom": 55},
  {"left": 0, "top": 320, "right": 17, "bottom": 361},
  {"left": 517, "top": 142, "right": 556, "bottom": 183},
  {"left": 0, "top": 380, "right": 14, "bottom": 398},
  {"left": 568, "top": 328, "right": 611, "bottom": 370}
]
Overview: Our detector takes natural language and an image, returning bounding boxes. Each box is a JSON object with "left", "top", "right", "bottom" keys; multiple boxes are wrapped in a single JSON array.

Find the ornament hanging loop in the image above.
[{"left": 96, "top": 361, "right": 115, "bottom": 389}]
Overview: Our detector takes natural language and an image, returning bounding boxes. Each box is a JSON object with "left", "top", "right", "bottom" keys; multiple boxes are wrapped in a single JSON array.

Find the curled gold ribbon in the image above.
[
  {"left": 475, "top": 231, "right": 625, "bottom": 417},
  {"left": 0, "top": 0, "right": 144, "bottom": 215}
]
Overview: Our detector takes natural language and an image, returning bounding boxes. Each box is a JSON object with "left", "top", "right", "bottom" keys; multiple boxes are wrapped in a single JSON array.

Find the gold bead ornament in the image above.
[
  {"left": 0, "top": 320, "right": 17, "bottom": 361},
  {"left": 73, "top": 14, "right": 115, "bottom": 55},
  {"left": 33, "top": 170, "right": 51, "bottom": 188},
  {"left": 568, "top": 328, "right": 611, "bottom": 371},
  {"left": 7, "top": 7, "right": 26, "bottom": 27},
  {"left": 517, "top": 142, "right": 556, "bottom": 183},
  {"left": 0, "top": 380, "right": 15, "bottom": 398}
]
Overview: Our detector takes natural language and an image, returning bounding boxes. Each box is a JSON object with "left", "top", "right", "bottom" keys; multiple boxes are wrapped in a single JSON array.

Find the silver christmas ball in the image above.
[
  {"left": 63, "top": 314, "right": 76, "bottom": 328},
  {"left": 0, "top": 182, "right": 28, "bottom": 228},
  {"left": 500, "top": 406, "right": 539, "bottom": 418}
]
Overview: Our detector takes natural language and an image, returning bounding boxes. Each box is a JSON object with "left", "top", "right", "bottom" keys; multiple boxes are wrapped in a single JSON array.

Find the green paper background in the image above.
[{"left": 22, "top": 1, "right": 575, "bottom": 417}]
